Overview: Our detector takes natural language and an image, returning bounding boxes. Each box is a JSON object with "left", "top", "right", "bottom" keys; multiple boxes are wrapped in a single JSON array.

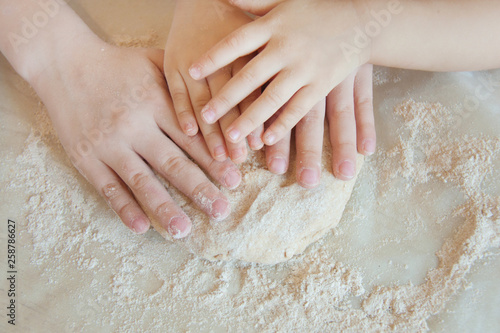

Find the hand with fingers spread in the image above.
[
  {"left": 265, "top": 64, "right": 375, "bottom": 186},
  {"left": 189, "top": 0, "right": 370, "bottom": 147},
  {"left": 192, "top": 0, "right": 500, "bottom": 148},
  {"left": 164, "top": 0, "right": 264, "bottom": 164},
  {"left": 0, "top": 2, "right": 242, "bottom": 238}
]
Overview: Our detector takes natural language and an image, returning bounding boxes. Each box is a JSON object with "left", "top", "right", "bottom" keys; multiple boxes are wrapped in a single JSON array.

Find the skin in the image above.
[
  {"left": 0, "top": 0, "right": 243, "bottom": 238},
  {"left": 0, "top": 0, "right": 376, "bottom": 245},
  {"left": 164, "top": 0, "right": 265, "bottom": 164},
  {"left": 166, "top": 0, "right": 376, "bottom": 184},
  {"left": 165, "top": 0, "right": 376, "bottom": 183},
  {"left": 190, "top": 0, "right": 500, "bottom": 177},
  {"left": 268, "top": 64, "right": 375, "bottom": 185},
  {"left": 190, "top": 0, "right": 368, "bottom": 147}
]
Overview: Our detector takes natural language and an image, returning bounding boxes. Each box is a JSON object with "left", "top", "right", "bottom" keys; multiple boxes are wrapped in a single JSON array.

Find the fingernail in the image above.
[
  {"left": 300, "top": 168, "right": 319, "bottom": 187},
  {"left": 224, "top": 168, "right": 241, "bottom": 189},
  {"left": 227, "top": 128, "right": 241, "bottom": 142},
  {"left": 131, "top": 218, "right": 149, "bottom": 234},
  {"left": 202, "top": 107, "right": 216, "bottom": 124},
  {"left": 189, "top": 65, "right": 202, "bottom": 80},
  {"left": 339, "top": 160, "right": 355, "bottom": 179},
  {"left": 168, "top": 216, "right": 192, "bottom": 239},
  {"left": 214, "top": 145, "right": 227, "bottom": 159},
  {"left": 363, "top": 139, "right": 376, "bottom": 155},
  {"left": 264, "top": 132, "right": 276, "bottom": 145},
  {"left": 211, "top": 198, "right": 231, "bottom": 221},
  {"left": 184, "top": 122, "right": 197, "bottom": 135},
  {"left": 270, "top": 157, "right": 287, "bottom": 174}
]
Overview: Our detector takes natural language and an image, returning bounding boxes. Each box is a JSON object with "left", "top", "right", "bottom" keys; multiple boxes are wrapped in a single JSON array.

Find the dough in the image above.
[{"left": 152, "top": 136, "right": 363, "bottom": 265}]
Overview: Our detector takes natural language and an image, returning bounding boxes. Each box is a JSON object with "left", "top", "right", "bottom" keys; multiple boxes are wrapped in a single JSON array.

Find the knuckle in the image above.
[
  {"left": 154, "top": 201, "right": 172, "bottom": 219},
  {"left": 182, "top": 133, "right": 205, "bottom": 152},
  {"left": 203, "top": 52, "right": 217, "bottom": 69},
  {"left": 176, "top": 109, "right": 194, "bottom": 121},
  {"left": 191, "top": 181, "right": 216, "bottom": 207},
  {"left": 224, "top": 32, "right": 244, "bottom": 51},
  {"left": 170, "top": 88, "right": 189, "bottom": 103},
  {"left": 238, "top": 68, "right": 257, "bottom": 85},
  {"left": 192, "top": 97, "right": 211, "bottom": 112},
  {"left": 300, "top": 109, "right": 323, "bottom": 125},
  {"left": 239, "top": 116, "right": 258, "bottom": 134},
  {"left": 285, "top": 103, "right": 308, "bottom": 122},
  {"left": 274, "top": 108, "right": 306, "bottom": 135},
  {"left": 161, "top": 155, "right": 190, "bottom": 177},
  {"left": 101, "top": 182, "right": 122, "bottom": 201},
  {"left": 264, "top": 88, "right": 285, "bottom": 110},
  {"left": 298, "top": 148, "right": 321, "bottom": 164},
  {"left": 335, "top": 141, "right": 357, "bottom": 154},
  {"left": 192, "top": 181, "right": 213, "bottom": 197},
  {"left": 332, "top": 104, "right": 354, "bottom": 121},
  {"left": 203, "top": 129, "right": 224, "bottom": 143},
  {"left": 129, "top": 171, "right": 152, "bottom": 192},
  {"left": 215, "top": 93, "right": 233, "bottom": 112},
  {"left": 117, "top": 201, "right": 134, "bottom": 220},
  {"left": 356, "top": 97, "right": 373, "bottom": 110},
  {"left": 299, "top": 148, "right": 321, "bottom": 157}
]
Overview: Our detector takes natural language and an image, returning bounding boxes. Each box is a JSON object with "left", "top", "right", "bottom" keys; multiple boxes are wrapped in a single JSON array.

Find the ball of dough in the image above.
[{"left": 152, "top": 137, "right": 363, "bottom": 265}]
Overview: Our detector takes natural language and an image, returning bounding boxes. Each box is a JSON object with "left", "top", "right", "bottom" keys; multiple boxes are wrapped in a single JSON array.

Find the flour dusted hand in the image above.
[{"left": 0, "top": 1, "right": 242, "bottom": 238}]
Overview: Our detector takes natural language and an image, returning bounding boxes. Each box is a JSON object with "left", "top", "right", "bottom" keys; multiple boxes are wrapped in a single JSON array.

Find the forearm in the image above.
[
  {"left": 362, "top": 0, "right": 500, "bottom": 71},
  {"left": 0, "top": 0, "right": 99, "bottom": 84}
]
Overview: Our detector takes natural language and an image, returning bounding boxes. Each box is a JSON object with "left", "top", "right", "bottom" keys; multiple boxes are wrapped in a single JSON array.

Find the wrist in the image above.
[
  {"left": 0, "top": 1, "right": 101, "bottom": 85},
  {"left": 352, "top": 0, "right": 405, "bottom": 65},
  {"left": 27, "top": 29, "right": 104, "bottom": 90}
]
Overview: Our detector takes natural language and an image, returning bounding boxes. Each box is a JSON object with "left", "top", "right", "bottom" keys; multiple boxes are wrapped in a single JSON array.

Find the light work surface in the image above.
[{"left": 1, "top": 1, "right": 499, "bottom": 332}]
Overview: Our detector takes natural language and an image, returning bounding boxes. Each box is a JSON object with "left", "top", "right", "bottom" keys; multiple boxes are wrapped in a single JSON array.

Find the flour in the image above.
[
  {"left": 373, "top": 66, "right": 401, "bottom": 86},
  {"left": 153, "top": 142, "right": 363, "bottom": 264},
  {"left": 5, "top": 47, "right": 500, "bottom": 331}
]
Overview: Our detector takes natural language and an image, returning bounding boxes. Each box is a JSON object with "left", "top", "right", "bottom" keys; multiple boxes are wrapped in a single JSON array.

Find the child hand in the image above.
[
  {"left": 189, "top": 0, "right": 369, "bottom": 146},
  {"left": 266, "top": 64, "right": 375, "bottom": 185},
  {"left": 164, "top": 0, "right": 264, "bottom": 163},
  {"left": 326, "top": 64, "right": 376, "bottom": 180},
  {"left": 29, "top": 35, "right": 242, "bottom": 238}
]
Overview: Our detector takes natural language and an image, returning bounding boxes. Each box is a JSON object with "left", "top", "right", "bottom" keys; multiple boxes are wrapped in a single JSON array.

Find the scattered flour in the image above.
[
  {"left": 5, "top": 36, "right": 499, "bottom": 331},
  {"left": 373, "top": 66, "right": 402, "bottom": 86}
]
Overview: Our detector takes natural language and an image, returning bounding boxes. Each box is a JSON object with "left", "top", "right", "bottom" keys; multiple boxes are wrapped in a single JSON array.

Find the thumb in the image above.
[{"left": 229, "top": 0, "right": 285, "bottom": 16}]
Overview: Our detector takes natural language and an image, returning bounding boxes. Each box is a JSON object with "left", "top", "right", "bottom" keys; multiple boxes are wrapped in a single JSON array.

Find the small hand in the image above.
[{"left": 189, "top": 0, "right": 369, "bottom": 147}]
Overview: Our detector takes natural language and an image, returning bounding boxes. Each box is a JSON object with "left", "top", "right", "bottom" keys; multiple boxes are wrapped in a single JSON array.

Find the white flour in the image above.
[{"left": 5, "top": 36, "right": 499, "bottom": 331}]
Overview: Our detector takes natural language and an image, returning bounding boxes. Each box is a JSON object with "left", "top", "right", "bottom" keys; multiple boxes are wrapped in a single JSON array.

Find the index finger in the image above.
[{"left": 189, "top": 20, "right": 270, "bottom": 80}]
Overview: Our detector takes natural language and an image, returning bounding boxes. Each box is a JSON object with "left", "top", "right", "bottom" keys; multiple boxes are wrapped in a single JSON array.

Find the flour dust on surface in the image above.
[{"left": 6, "top": 37, "right": 500, "bottom": 332}]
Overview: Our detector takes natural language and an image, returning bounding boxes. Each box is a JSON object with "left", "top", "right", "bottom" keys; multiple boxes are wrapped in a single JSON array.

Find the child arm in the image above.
[{"left": 189, "top": 0, "right": 500, "bottom": 148}]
